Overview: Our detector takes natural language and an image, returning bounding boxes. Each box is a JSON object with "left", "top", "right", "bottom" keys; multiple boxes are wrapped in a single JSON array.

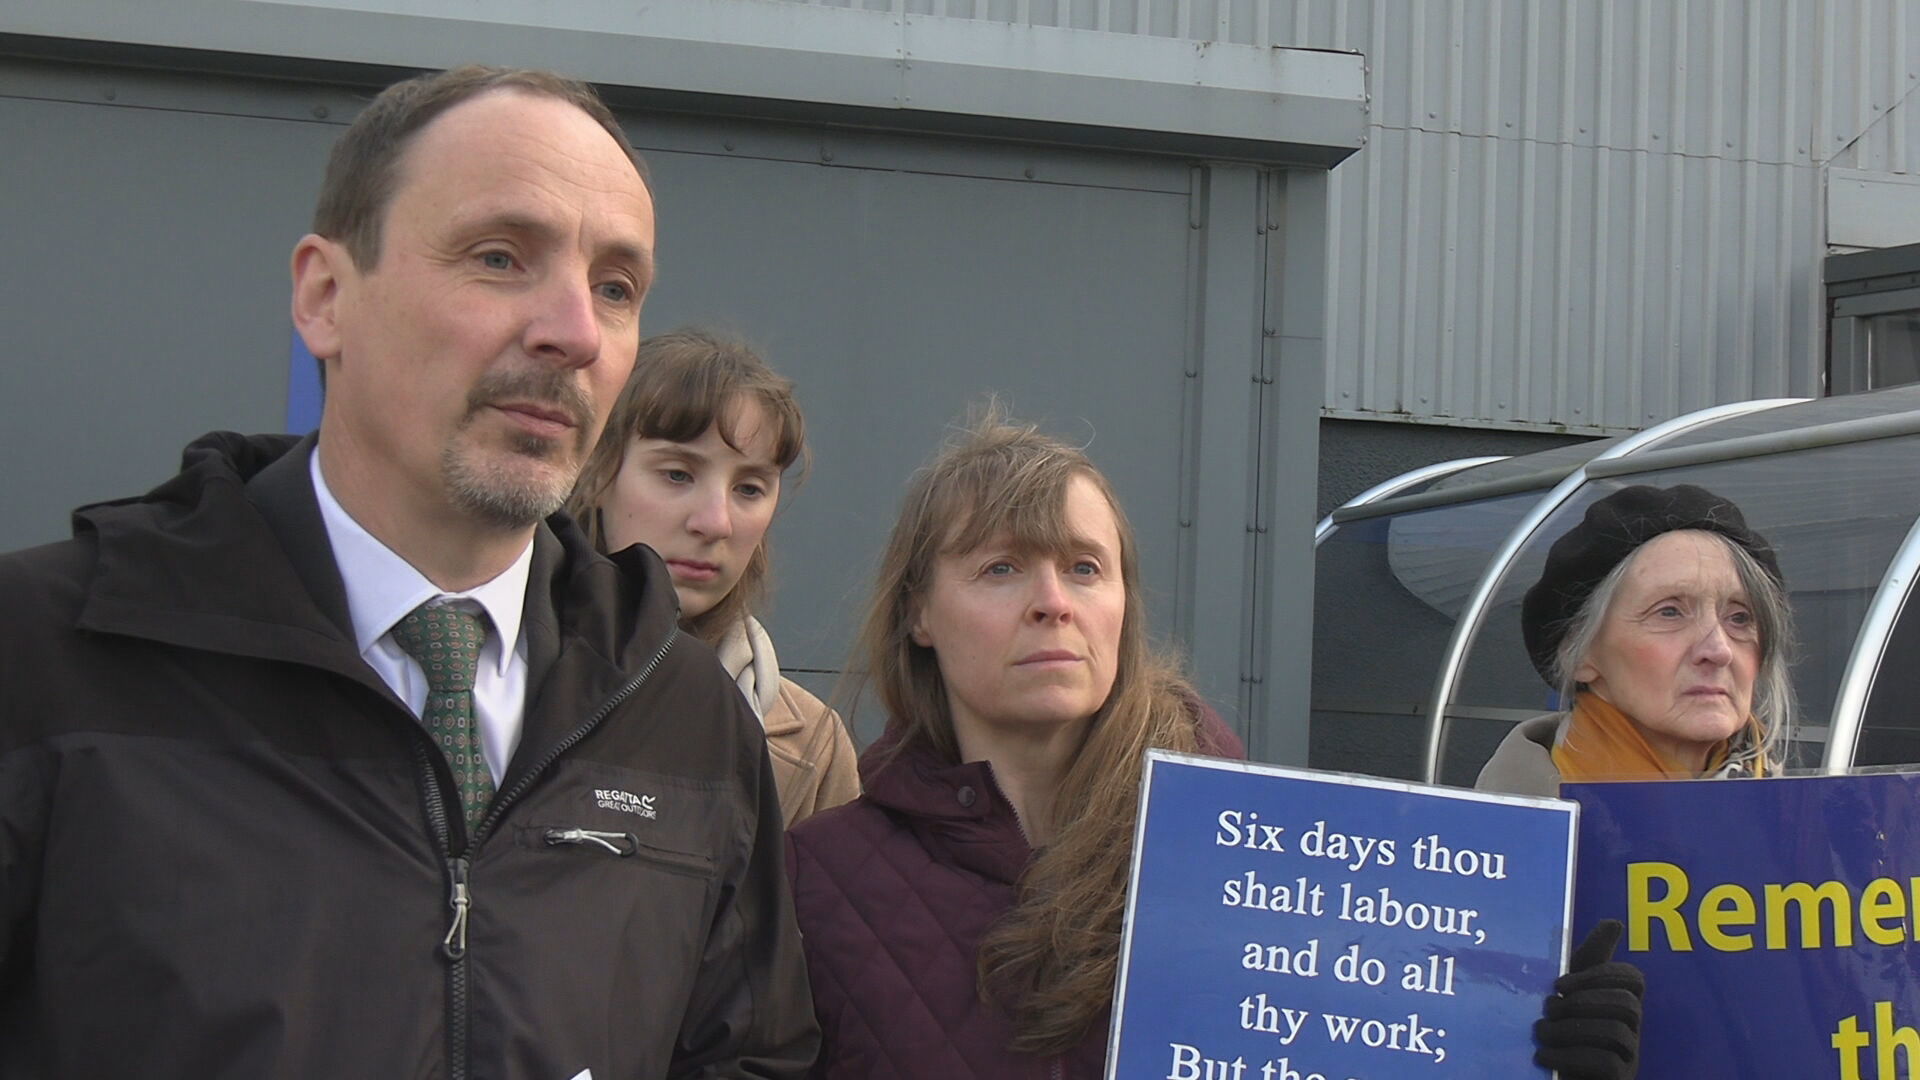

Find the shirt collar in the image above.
[{"left": 310, "top": 451, "right": 531, "bottom": 675}]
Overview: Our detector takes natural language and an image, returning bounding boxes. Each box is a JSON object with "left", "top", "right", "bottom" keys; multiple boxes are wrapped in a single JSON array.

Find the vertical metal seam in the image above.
[
  {"left": 1892, "top": 0, "right": 1909, "bottom": 172},
  {"left": 1731, "top": 1, "right": 1764, "bottom": 399},
  {"left": 1708, "top": 0, "right": 1726, "bottom": 157},
  {"left": 1514, "top": 0, "right": 1537, "bottom": 419},
  {"left": 1474, "top": 1, "right": 1501, "bottom": 421},
  {"left": 1324, "top": 138, "right": 1346, "bottom": 405},
  {"left": 1553, "top": 7, "right": 1576, "bottom": 426},
  {"left": 1736, "top": 154, "right": 1756, "bottom": 394},
  {"left": 1783, "top": 0, "right": 1802, "bottom": 165},
  {"left": 1444, "top": 0, "right": 1462, "bottom": 137},
  {"left": 1399, "top": 1, "right": 1425, "bottom": 414},
  {"left": 1815, "top": 0, "right": 1834, "bottom": 161},
  {"left": 1482, "top": 0, "right": 1501, "bottom": 136},
  {"left": 1173, "top": 166, "right": 1208, "bottom": 641},
  {"left": 1434, "top": 0, "right": 1462, "bottom": 417},
  {"left": 1662, "top": 0, "right": 1688, "bottom": 419},
  {"left": 1633, "top": 0, "right": 1651, "bottom": 155},
  {"left": 1359, "top": 0, "right": 1383, "bottom": 411},
  {"left": 1240, "top": 170, "right": 1274, "bottom": 732},
  {"left": 1858, "top": 0, "right": 1874, "bottom": 159},
  {"left": 1774, "top": 152, "right": 1795, "bottom": 400},
  {"left": 1624, "top": 0, "right": 1652, "bottom": 429},
  {"left": 1324, "top": 0, "right": 1350, "bottom": 417},
  {"left": 1664, "top": 153, "right": 1685, "bottom": 418},
  {"left": 1587, "top": 0, "right": 1616, "bottom": 429},
  {"left": 1438, "top": 128, "right": 1459, "bottom": 417}
]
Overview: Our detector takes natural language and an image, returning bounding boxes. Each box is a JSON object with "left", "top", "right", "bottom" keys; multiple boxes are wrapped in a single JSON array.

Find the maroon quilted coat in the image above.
[{"left": 784, "top": 706, "right": 1244, "bottom": 1080}]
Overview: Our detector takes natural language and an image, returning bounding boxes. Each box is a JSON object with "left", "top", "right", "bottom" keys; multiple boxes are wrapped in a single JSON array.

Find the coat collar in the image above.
[
  {"left": 72, "top": 432, "right": 675, "bottom": 737},
  {"left": 76, "top": 432, "right": 364, "bottom": 674},
  {"left": 860, "top": 735, "right": 1034, "bottom": 886}
]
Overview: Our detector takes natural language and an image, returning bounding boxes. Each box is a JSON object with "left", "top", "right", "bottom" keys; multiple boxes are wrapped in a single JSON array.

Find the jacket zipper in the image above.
[
  {"left": 430, "top": 628, "right": 680, "bottom": 1080},
  {"left": 399, "top": 730, "right": 470, "bottom": 1080}
]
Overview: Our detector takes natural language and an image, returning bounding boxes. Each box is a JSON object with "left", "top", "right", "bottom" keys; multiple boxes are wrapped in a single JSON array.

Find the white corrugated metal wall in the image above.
[{"left": 792, "top": 0, "right": 1920, "bottom": 433}]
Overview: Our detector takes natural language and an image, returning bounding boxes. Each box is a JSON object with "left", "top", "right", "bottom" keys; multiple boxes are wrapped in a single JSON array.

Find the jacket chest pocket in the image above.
[
  {"left": 503, "top": 816, "right": 727, "bottom": 984},
  {"left": 536, "top": 826, "right": 717, "bottom": 879}
]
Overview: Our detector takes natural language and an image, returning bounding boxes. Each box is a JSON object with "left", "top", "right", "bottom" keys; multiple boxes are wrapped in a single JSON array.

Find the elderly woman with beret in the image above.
[
  {"left": 1478, "top": 483, "right": 1796, "bottom": 795},
  {"left": 1476, "top": 483, "right": 1795, "bottom": 1080}
]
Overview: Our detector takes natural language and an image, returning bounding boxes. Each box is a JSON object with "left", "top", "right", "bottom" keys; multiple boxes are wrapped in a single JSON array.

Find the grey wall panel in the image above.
[
  {"left": 631, "top": 148, "right": 1195, "bottom": 687},
  {"left": 794, "top": 0, "right": 1920, "bottom": 432},
  {"left": 0, "top": 93, "right": 328, "bottom": 550},
  {"left": 1832, "top": 65, "right": 1920, "bottom": 178},
  {"left": 1828, "top": 167, "right": 1920, "bottom": 249},
  {"left": 1323, "top": 128, "right": 1822, "bottom": 433}
]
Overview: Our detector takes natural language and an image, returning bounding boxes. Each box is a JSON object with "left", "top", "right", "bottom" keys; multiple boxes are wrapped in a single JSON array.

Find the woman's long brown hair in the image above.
[
  {"left": 854, "top": 407, "right": 1203, "bottom": 1054},
  {"left": 567, "top": 327, "right": 808, "bottom": 645}
]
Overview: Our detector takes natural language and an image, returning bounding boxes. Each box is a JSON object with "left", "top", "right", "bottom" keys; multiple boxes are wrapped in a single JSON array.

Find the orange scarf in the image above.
[{"left": 1551, "top": 691, "right": 1763, "bottom": 783}]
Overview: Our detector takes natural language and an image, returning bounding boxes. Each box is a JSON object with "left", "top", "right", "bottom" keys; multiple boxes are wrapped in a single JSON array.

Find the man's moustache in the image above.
[{"left": 466, "top": 373, "right": 594, "bottom": 431}]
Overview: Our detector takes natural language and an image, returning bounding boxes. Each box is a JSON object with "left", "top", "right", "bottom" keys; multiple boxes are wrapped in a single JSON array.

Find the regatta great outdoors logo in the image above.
[{"left": 595, "top": 788, "right": 657, "bottom": 819}]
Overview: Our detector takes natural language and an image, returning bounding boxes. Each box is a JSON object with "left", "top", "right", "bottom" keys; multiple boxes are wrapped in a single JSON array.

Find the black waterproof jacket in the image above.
[{"left": 0, "top": 433, "right": 818, "bottom": 1079}]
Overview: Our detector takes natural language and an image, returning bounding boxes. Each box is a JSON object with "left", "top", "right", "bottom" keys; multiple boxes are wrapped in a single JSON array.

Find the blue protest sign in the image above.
[
  {"left": 1569, "top": 772, "right": 1920, "bottom": 1079},
  {"left": 1109, "top": 752, "right": 1576, "bottom": 1080}
]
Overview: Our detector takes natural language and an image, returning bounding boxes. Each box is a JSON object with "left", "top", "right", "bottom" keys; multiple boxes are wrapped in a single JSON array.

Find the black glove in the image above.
[{"left": 1533, "top": 919, "right": 1644, "bottom": 1080}]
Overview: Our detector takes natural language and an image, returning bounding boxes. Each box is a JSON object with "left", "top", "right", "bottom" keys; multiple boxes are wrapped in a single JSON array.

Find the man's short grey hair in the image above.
[{"left": 1551, "top": 529, "right": 1797, "bottom": 773}]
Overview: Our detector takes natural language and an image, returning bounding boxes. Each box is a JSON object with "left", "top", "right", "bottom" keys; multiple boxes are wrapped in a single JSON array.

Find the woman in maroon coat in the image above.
[
  {"left": 785, "top": 411, "right": 1240, "bottom": 1079},
  {"left": 785, "top": 410, "right": 1646, "bottom": 1080}
]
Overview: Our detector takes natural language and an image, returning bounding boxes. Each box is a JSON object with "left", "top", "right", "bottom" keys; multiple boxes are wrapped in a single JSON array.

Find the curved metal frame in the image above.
[
  {"left": 1822, "top": 514, "right": 1920, "bottom": 773},
  {"left": 1419, "top": 398, "right": 1805, "bottom": 783},
  {"left": 1314, "top": 456, "right": 1507, "bottom": 546}
]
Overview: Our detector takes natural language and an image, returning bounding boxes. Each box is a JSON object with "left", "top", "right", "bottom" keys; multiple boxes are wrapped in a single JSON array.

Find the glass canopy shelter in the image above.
[{"left": 1312, "top": 385, "right": 1920, "bottom": 785}]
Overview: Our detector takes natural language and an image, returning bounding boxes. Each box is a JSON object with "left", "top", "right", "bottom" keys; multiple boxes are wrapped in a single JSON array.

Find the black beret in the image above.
[{"left": 1521, "top": 484, "right": 1782, "bottom": 685}]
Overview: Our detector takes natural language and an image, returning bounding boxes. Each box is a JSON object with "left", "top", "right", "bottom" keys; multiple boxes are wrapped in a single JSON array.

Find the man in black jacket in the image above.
[{"left": 0, "top": 66, "right": 817, "bottom": 1078}]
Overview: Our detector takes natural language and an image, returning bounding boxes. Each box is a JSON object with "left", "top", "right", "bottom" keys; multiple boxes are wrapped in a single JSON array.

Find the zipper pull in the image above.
[
  {"left": 545, "top": 828, "right": 638, "bottom": 856},
  {"left": 441, "top": 856, "right": 472, "bottom": 961}
]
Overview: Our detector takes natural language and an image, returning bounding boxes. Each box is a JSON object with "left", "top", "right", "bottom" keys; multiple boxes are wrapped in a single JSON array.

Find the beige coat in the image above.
[
  {"left": 763, "top": 675, "right": 861, "bottom": 828},
  {"left": 1473, "top": 714, "right": 1563, "bottom": 797},
  {"left": 716, "top": 616, "right": 860, "bottom": 828}
]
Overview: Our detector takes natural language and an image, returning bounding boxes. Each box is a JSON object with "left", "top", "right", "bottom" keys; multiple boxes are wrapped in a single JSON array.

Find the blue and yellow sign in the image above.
[{"left": 1569, "top": 772, "right": 1920, "bottom": 1079}]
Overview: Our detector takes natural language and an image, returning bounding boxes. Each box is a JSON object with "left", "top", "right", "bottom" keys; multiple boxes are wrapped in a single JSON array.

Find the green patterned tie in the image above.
[{"left": 390, "top": 603, "right": 495, "bottom": 834}]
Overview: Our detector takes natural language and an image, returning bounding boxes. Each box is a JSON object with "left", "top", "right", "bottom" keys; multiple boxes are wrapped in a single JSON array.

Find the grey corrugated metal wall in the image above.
[{"left": 794, "top": 0, "right": 1920, "bottom": 433}]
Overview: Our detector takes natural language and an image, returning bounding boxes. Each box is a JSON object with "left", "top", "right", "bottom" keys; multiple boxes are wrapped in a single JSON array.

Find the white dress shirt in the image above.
[{"left": 310, "top": 452, "right": 531, "bottom": 784}]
